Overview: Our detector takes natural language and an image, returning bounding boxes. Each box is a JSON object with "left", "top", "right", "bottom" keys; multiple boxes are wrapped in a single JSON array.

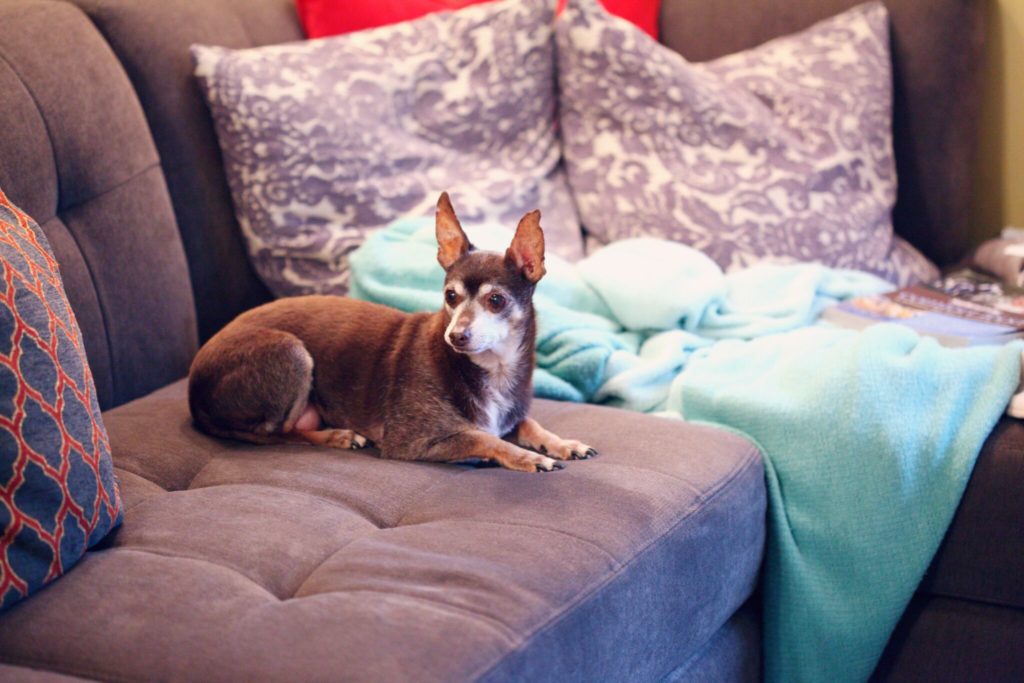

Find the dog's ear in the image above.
[
  {"left": 436, "top": 192, "right": 471, "bottom": 270},
  {"left": 506, "top": 209, "right": 546, "bottom": 284}
]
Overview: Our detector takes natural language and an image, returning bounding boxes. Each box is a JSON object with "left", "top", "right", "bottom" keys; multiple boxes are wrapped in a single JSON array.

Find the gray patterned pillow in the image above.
[
  {"left": 193, "top": 0, "right": 582, "bottom": 297},
  {"left": 557, "top": 0, "right": 938, "bottom": 285}
]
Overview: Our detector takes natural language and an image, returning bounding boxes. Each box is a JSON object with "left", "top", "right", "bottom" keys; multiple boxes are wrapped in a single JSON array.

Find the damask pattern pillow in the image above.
[
  {"left": 557, "top": 0, "right": 938, "bottom": 286},
  {"left": 0, "top": 188, "right": 123, "bottom": 612},
  {"left": 194, "top": 0, "right": 583, "bottom": 298}
]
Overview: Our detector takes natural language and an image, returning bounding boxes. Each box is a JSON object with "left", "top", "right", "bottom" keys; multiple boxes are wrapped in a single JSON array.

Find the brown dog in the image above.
[{"left": 188, "top": 192, "right": 596, "bottom": 472}]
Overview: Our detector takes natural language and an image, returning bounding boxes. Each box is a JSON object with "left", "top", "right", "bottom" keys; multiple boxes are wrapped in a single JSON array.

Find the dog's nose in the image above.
[{"left": 449, "top": 330, "right": 471, "bottom": 348}]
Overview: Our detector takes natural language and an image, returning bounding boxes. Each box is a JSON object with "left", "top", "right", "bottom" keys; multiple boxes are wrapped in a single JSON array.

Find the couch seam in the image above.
[
  {"left": 0, "top": 654, "right": 125, "bottom": 683},
  {"left": 469, "top": 442, "right": 764, "bottom": 681},
  {"left": 56, "top": 161, "right": 161, "bottom": 216},
  {"left": 178, "top": 479, "right": 388, "bottom": 529},
  {"left": 317, "top": 587, "right": 519, "bottom": 642},
  {"left": 393, "top": 467, "right": 474, "bottom": 527},
  {"left": 112, "top": 547, "right": 280, "bottom": 600},
  {"left": 0, "top": 43, "right": 161, "bottom": 408},
  {"left": 289, "top": 529, "right": 383, "bottom": 598},
  {"left": 0, "top": 32, "right": 60, "bottom": 224},
  {"left": 588, "top": 461, "right": 706, "bottom": 495},
  {"left": 440, "top": 519, "right": 621, "bottom": 566}
]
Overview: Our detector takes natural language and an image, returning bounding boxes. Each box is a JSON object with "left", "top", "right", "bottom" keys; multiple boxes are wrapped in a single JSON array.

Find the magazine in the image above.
[{"left": 820, "top": 269, "right": 1024, "bottom": 347}]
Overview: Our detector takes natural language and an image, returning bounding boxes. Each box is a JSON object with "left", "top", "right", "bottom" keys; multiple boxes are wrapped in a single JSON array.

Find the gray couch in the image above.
[{"left": 0, "top": 0, "right": 1020, "bottom": 680}]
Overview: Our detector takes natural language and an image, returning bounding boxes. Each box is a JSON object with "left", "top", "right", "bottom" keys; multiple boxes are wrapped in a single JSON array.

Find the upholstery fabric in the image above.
[
  {"left": 0, "top": 0, "right": 198, "bottom": 410},
  {"left": 919, "top": 416, "right": 1024, "bottom": 609},
  {"left": 664, "top": 603, "right": 761, "bottom": 682},
  {"left": 193, "top": 0, "right": 583, "bottom": 298},
  {"left": 0, "top": 380, "right": 765, "bottom": 680},
  {"left": 0, "top": 188, "right": 123, "bottom": 612},
  {"left": 658, "top": 0, "right": 986, "bottom": 268},
  {"left": 874, "top": 594, "right": 1024, "bottom": 681},
  {"left": 69, "top": 0, "right": 304, "bottom": 342},
  {"left": 558, "top": 0, "right": 938, "bottom": 286}
]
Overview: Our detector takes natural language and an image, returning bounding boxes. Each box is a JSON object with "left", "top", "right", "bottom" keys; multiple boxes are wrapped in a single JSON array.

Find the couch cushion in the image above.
[
  {"left": 917, "top": 416, "right": 1024, "bottom": 609},
  {"left": 0, "top": 0, "right": 198, "bottom": 410},
  {"left": 0, "top": 379, "right": 764, "bottom": 681},
  {"left": 69, "top": 0, "right": 305, "bottom": 341}
]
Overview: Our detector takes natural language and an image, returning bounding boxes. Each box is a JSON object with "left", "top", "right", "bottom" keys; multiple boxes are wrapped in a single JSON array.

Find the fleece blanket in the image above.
[{"left": 348, "top": 218, "right": 1022, "bottom": 682}]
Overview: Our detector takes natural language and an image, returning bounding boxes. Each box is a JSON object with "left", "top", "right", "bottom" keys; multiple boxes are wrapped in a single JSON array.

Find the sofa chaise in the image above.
[{"left": 0, "top": 0, "right": 1020, "bottom": 680}]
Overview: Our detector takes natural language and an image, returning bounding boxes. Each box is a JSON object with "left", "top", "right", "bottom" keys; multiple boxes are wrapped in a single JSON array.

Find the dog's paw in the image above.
[
  {"left": 349, "top": 433, "right": 373, "bottom": 450},
  {"left": 544, "top": 438, "right": 598, "bottom": 461},
  {"left": 320, "top": 429, "right": 363, "bottom": 450},
  {"left": 534, "top": 455, "right": 565, "bottom": 473}
]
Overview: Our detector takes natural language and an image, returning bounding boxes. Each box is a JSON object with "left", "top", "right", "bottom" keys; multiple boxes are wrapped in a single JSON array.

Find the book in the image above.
[{"left": 820, "top": 269, "right": 1024, "bottom": 347}]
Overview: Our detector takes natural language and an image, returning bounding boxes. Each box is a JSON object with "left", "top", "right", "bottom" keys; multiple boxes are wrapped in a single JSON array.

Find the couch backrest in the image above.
[
  {"left": 71, "top": 0, "right": 304, "bottom": 343},
  {"left": 0, "top": 0, "right": 198, "bottom": 410},
  {"left": 660, "top": 0, "right": 986, "bottom": 267},
  {"left": 71, "top": 0, "right": 985, "bottom": 345}
]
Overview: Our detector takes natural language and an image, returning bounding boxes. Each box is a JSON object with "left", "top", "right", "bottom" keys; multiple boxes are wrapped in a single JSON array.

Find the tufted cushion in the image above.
[
  {"left": 0, "top": 0, "right": 198, "bottom": 410},
  {"left": 558, "top": 0, "right": 939, "bottom": 286},
  {"left": 0, "top": 188, "right": 123, "bottom": 612},
  {"left": 192, "top": 0, "right": 583, "bottom": 298},
  {"left": 0, "top": 380, "right": 764, "bottom": 680}
]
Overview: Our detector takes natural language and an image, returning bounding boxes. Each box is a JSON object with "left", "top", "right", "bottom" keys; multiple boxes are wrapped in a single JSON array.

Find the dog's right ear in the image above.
[{"left": 436, "top": 192, "right": 471, "bottom": 270}]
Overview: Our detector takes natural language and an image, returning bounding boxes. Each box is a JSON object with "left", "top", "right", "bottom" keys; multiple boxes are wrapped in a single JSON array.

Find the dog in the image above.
[{"left": 188, "top": 192, "right": 597, "bottom": 472}]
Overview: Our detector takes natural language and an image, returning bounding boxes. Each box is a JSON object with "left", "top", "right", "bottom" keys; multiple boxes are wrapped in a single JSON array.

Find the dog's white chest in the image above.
[
  {"left": 476, "top": 387, "right": 514, "bottom": 436},
  {"left": 471, "top": 350, "right": 518, "bottom": 436}
]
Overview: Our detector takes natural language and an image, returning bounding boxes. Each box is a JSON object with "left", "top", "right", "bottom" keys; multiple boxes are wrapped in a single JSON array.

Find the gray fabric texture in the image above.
[
  {"left": 0, "top": 380, "right": 765, "bottom": 681},
  {"left": 664, "top": 602, "right": 761, "bottom": 682},
  {"left": 70, "top": 0, "right": 304, "bottom": 342},
  {"left": 0, "top": 0, "right": 197, "bottom": 410}
]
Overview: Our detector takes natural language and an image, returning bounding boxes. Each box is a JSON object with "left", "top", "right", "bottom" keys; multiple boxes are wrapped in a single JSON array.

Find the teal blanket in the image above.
[{"left": 349, "top": 218, "right": 1022, "bottom": 682}]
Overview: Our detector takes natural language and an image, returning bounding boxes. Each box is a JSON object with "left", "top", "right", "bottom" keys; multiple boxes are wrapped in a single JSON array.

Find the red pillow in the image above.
[{"left": 296, "top": 0, "right": 660, "bottom": 40}]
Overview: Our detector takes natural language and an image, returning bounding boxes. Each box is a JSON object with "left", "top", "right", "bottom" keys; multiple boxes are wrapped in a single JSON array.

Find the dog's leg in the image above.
[
  {"left": 295, "top": 427, "right": 371, "bottom": 450},
  {"left": 410, "top": 429, "right": 564, "bottom": 472},
  {"left": 513, "top": 417, "right": 598, "bottom": 461}
]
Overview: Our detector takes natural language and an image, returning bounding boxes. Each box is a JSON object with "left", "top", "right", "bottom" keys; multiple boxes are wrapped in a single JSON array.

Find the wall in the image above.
[{"left": 970, "top": 0, "right": 1024, "bottom": 244}]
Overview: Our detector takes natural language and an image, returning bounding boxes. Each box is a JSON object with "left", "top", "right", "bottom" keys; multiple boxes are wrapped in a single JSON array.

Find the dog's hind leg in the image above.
[
  {"left": 189, "top": 327, "right": 373, "bottom": 449},
  {"left": 188, "top": 327, "right": 318, "bottom": 444}
]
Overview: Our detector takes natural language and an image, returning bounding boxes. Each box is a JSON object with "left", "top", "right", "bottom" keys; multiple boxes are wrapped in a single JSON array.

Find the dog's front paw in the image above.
[
  {"left": 540, "top": 438, "right": 598, "bottom": 461},
  {"left": 532, "top": 454, "right": 565, "bottom": 472},
  {"left": 505, "top": 450, "right": 564, "bottom": 473},
  {"left": 318, "top": 429, "right": 371, "bottom": 450},
  {"left": 349, "top": 433, "right": 373, "bottom": 450}
]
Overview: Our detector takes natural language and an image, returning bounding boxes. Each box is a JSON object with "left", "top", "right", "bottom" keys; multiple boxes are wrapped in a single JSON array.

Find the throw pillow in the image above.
[
  {"left": 0, "top": 188, "right": 123, "bottom": 612},
  {"left": 557, "top": 0, "right": 938, "bottom": 286},
  {"left": 296, "top": 0, "right": 661, "bottom": 40},
  {"left": 194, "top": 0, "right": 583, "bottom": 298}
]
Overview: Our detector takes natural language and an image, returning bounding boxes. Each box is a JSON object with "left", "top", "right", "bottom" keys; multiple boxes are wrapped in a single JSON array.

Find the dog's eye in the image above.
[
  {"left": 488, "top": 293, "right": 506, "bottom": 311},
  {"left": 445, "top": 289, "right": 457, "bottom": 306}
]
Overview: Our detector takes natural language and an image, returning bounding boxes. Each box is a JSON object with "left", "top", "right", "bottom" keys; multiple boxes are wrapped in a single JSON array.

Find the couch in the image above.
[{"left": 0, "top": 0, "right": 1020, "bottom": 680}]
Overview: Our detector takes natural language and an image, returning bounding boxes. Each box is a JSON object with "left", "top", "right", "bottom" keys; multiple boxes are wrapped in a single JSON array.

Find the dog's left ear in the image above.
[
  {"left": 506, "top": 209, "right": 546, "bottom": 284},
  {"left": 436, "top": 192, "right": 471, "bottom": 270}
]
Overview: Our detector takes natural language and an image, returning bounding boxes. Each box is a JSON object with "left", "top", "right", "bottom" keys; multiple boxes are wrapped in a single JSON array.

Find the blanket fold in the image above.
[{"left": 349, "top": 217, "right": 1022, "bottom": 682}]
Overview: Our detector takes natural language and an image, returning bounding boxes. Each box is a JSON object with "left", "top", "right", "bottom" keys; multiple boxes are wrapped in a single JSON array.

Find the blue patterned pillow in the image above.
[{"left": 0, "top": 188, "right": 123, "bottom": 612}]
